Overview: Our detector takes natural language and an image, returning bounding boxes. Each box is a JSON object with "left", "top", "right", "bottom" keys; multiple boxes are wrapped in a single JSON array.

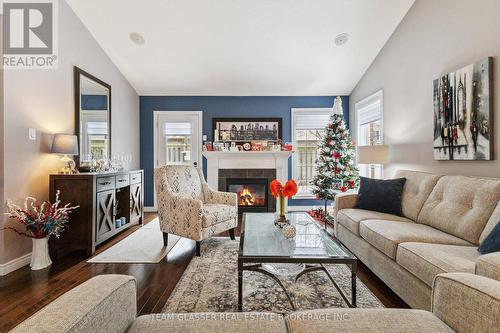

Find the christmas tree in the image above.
[{"left": 311, "top": 97, "right": 359, "bottom": 205}]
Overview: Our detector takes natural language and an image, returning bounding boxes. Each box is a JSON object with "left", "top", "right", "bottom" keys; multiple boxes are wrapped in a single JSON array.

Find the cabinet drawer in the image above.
[
  {"left": 96, "top": 176, "right": 115, "bottom": 192},
  {"left": 115, "top": 174, "right": 129, "bottom": 188},
  {"left": 130, "top": 172, "right": 142, "bottom": 184}
]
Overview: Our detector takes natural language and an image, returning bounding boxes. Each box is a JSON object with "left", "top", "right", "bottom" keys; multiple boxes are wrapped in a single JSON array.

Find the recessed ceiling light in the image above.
[
  {"left": 130, "top": 32, "right": 145, "bottom": 45},
  {"left": 334, "top": 33, "right": 350, "bottom": 46}
]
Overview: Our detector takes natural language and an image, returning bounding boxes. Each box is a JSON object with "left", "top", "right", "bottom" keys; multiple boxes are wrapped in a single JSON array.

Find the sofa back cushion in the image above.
[
  {"left": 163, "top": 165, "right": 203, "bottom": 200},
  {"left": 479, "top": 201, "right": 500, "bottom": 244},
  {"left": 417, "top": 176, "right": 500, "bottom": 244},
  {"left": 394, "top": 170, "right": 442, "bottom": 221}
]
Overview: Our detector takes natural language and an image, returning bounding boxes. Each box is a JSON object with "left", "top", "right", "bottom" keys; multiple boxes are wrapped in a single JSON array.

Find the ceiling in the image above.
[{"left": 67, "top": 0, "right": 414, "bottom": 96}]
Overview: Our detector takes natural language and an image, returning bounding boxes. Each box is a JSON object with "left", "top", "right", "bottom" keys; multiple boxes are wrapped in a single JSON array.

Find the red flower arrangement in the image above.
[
  {"left": 270, "top": 179, "right": 298, "bottom": 223},
  {"left": 270, "top": 179, "right": 298, "bottom": 198}
]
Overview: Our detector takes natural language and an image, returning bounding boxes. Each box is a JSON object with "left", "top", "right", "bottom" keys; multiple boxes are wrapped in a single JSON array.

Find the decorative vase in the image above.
[
  {"left": 30, "top": 238, "right": 52, "bottom": 270},
  {"left": 276, "top": 195, "right": 288, "bottom": 225}
]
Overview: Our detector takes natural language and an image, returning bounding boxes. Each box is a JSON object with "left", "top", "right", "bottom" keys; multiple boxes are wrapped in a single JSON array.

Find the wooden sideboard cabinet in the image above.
[{"left": 49, "top": 170, "right": 144, "bottom": 258}]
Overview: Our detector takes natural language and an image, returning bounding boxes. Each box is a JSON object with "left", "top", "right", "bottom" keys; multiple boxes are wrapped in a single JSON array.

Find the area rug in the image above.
[
  {"left": 164, "top": 237, "right": 383, "bottom": 313},
  {"left": 88, "top": 218, "right": 180, "bottom": 263}
]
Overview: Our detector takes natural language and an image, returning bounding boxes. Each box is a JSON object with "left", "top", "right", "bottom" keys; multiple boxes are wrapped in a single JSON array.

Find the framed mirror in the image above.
[{"left": 74, "top": 66, "right": 111, "bottom": 170}]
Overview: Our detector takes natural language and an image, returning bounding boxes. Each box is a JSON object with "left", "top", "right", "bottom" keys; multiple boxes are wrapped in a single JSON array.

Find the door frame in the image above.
[{"left": 152, "top": 111, "right": 203, "bottom": 211}]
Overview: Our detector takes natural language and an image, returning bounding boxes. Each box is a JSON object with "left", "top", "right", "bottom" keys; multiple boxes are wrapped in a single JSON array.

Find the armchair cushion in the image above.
[
  {"left": 197, "top": 168, "right": 238, "bottom": 206},
  {"left": 165, "top": 165, "right": 203, "bottom": 200},
  {"left": 202, "top": 204, "right": 237, "bottom": 228}
]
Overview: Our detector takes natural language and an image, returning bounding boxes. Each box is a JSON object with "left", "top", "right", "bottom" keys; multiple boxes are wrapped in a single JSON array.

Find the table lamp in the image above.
[
  {"left": 356, "top": 145, "right": 389, "bottom": 178},
  {"left": 51, "top": 134, "right": 79, "bottom": 174}
]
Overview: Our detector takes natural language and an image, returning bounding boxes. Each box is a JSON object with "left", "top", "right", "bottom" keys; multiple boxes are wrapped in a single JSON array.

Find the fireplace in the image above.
[
  {"left": 227, "top": 178, "right": 268, "bottom": 212},
  {"left": 219, "top": 169, "right": 276, "bottom": 213}
]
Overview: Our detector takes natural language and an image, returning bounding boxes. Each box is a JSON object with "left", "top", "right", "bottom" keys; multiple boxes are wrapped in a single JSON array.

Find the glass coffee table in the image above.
[{"left": 238, "top": 212, "right": 358, "bottom": 311}]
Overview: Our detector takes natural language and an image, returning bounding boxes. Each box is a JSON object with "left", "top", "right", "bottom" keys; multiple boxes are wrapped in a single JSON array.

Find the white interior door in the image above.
[{"left": 155, "top": 111, "right": 202, "bottom": 169}]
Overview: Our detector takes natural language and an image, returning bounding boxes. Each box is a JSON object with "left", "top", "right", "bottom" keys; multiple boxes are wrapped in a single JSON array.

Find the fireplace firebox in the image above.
[
  {"left": 219, "top": 169, "right": 276, "bottom": 213},
  {"left": 226, "top": 178, "right": 269, "bottom": 212}
]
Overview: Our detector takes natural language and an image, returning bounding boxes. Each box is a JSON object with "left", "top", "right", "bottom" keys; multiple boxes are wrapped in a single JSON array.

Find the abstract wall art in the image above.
[{"left": 433, "top": 57, "right": 493, "bottom": 160}]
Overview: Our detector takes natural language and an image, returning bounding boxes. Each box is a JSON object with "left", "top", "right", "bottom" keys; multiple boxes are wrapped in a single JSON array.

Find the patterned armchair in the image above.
[{"left": 154, "top": 165, "right": 238, "bottom": 256}]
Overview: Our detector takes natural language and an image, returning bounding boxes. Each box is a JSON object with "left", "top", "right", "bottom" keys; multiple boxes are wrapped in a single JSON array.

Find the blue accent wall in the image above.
[{"left": 140, "top": 96, "right": 349, "bottom": 207}]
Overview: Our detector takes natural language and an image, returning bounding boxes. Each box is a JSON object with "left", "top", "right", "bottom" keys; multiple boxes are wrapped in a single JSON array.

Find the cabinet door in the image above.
[
  {"left": 130, "top": 183, "right": 142, "bottom": 224},
  {"left": 96, "top": 189, "right": 115, "bottom": 242}
]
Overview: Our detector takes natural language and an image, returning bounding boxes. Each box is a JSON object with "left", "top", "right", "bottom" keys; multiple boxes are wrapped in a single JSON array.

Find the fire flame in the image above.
[{"left": 238, "top": 186, "right": 256, "bottom": 206}]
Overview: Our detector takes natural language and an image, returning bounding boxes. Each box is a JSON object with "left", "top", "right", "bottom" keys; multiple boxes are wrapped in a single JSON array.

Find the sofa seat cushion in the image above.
[
  {"left": 397, "top": 243, "right": 478, "bottom": 287},
  {"left": 201, "top": 204, "right": 237, "bottom": 228},
  {"left": 359, "top": 220, "right": 472, "bottom": 259},
  {"left": 417, "top": 175, "right": 500, "bottom": 245},
  {"left": 337, "top": 209, "right": 413, "bottom": 236},
  {"left": 129, "top": 313, "right": 287, "bottom": 333},
  {"left": 475, "top": 252, "right": 500, "bottom": 281},
  {"left": 286, "top": 309, "right": 454, "bottom": 333}
]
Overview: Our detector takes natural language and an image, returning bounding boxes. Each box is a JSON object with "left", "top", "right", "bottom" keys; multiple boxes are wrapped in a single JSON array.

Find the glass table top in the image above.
[{"left": 241, "top": 212, "right": 355, "bottom": 259}]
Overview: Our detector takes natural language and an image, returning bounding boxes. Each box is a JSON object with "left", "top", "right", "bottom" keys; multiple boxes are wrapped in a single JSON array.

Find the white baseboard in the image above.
[
  {"left": 144, "top": 206, "right": 157, "bottom": 213},
  {"left": 0, "top": 252, "right": 31, "bottom": 276}
]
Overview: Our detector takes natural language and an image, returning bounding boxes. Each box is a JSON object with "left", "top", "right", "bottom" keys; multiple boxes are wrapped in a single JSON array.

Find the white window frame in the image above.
[
  {"left": 355, "top": 90, "right": 384, "bottom": 145},
  {"left": 291, "top": 108, "right": 333, "bottom": 199},
  {"left": 355, "top": 90, "right": 384, "bottom": 178}
]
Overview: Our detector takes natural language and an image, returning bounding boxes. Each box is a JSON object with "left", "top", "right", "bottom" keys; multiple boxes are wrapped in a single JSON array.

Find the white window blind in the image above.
[
  {"left": 87, "top": 122, "right": 107, "bottom": 135},
  {"left": 294, "top": 113, "right": 331, "bottom": 130},
  {"left": 164, "top": 122, "right": 191, "bottom": 135},
  {"left": 358, "top": 100, "right": 381, "bottom": 125}
]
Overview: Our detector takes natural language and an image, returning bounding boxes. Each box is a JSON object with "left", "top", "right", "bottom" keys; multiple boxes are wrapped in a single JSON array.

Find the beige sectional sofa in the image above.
[
  {"left": 334, "top": 170, "right": 500, "bottom": 310},
  {"left": 12, "top": 272, "right": 500, "bottom": 332}
]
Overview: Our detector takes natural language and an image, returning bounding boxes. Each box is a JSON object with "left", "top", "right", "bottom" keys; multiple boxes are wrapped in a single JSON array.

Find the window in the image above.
[
  {"left": 85, "top": 121, "right": 108, "bottom": 160},
  {"left": 292, "top": 108, "right": 333, "bottom": 197},
  {"left": 355, "top": 90, "right": 383, "bottom": 178},
  {"left": 164, "top": 122, "right": 192, "bottom": 165}
]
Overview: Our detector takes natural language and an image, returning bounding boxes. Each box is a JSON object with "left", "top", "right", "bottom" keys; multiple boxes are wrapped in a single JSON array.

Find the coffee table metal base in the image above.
[{"left": 237, "top": 261, "right": 357, "bottom": 312}]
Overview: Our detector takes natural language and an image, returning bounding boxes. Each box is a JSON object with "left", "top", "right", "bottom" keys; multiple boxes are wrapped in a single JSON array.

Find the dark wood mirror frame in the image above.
[{"left": 74, "top": 66, "right": 111, "bottom": 171}]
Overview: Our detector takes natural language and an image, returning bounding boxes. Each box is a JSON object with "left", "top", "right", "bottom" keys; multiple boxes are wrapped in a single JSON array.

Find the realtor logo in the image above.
[{"left": 2, "top": 0, "right": 58, "bottom": 69}]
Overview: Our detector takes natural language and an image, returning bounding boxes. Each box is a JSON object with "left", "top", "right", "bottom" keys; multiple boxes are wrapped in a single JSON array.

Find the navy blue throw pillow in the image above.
[
  {"left": 354, "top": 177, "right": 407, "bottom": 216},
  {"left": 478, "top": 222, "right": 500, "bottom": 254}
]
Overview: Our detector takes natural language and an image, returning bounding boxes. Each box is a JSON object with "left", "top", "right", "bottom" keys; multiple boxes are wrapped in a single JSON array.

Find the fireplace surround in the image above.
[{"left": 219, "top": 169, "right": 276, "bottom": 213}]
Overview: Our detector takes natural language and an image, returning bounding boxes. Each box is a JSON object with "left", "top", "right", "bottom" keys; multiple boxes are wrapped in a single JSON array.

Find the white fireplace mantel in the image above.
[{"left": 202, "top": 151, "right": 293, "bottom": 190}]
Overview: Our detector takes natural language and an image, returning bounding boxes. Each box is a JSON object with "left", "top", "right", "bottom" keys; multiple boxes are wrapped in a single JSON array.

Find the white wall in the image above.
[
  {"left": 350, "top": 0, "right": 500, "bottom": 178},
  {"left": 1, "top": 1, "right": 139, "bottom": 265}
]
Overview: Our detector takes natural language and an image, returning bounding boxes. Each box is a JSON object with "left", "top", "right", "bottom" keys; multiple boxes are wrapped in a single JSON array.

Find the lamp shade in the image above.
[
  {"left": 51, "top": 134, "right": 79, "bottom": 155},
  {"left": 357, "top": 145, "right": 389, "bottom": 164}
]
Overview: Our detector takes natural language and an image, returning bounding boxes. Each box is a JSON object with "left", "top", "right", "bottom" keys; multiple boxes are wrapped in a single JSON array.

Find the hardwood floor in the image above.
[{"left": 0, "top": 213, "right": 407, "bottom": 332}]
